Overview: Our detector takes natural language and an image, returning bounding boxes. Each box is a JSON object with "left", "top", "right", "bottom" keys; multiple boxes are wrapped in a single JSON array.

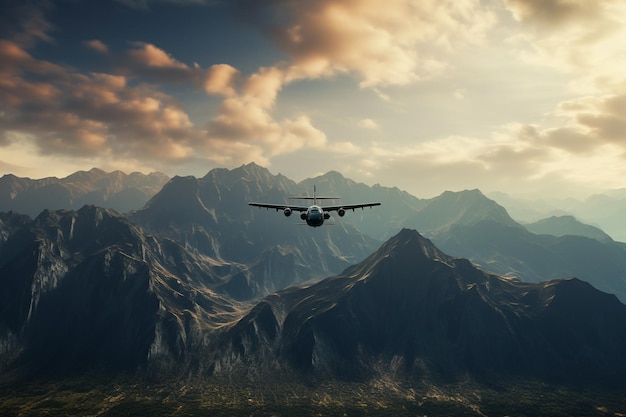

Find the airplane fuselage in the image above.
[{"left": 304, "top": 205, "right": 326, "bottom": 227}]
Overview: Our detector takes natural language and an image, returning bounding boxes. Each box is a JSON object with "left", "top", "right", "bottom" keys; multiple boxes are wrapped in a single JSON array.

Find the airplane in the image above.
[{"left": 248, "top": 186, "right": 381, "bottom": 227}]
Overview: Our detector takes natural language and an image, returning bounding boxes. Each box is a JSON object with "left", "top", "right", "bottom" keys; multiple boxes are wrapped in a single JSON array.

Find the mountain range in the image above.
[
  {"left": 0, "top": 205, "right": 245, "bottom": 374},
  {"left": 3, "top": 163, "right": 626, "bottom": 301},
  {"left": 0, "top": 168, "right": 169, "bottom": 217},
  {"left": 524, "top": 215, "right": 614, "bottom": 242},
  {"left": 128, "top": 164, "right": 384, "bottom": 299},
  {"left": 388, "top": 187, "right": 626, "bottom": 303},
  {"left": 3, "top": 206, "right": 626, "bottom": 386},
  {"left": 2, "top": 163, "right": 626, "bottom": 413},
  {"left": 3, "top": 163, "right": 626, "bottom": 302},
  {"left": 490, "top": 190, "right": 626, "bottom": 242},
  {"left": 212, "top": 229, "right": 626, "bottom": 385}
]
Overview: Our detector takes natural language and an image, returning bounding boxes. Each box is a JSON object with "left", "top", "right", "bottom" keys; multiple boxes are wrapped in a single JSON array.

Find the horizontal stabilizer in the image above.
[{"left": 289, "top": 196, "right": 340, "bottom": 200}]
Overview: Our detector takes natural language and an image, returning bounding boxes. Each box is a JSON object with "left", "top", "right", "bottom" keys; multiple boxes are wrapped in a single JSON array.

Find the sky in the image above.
[{"left": 1, "top": 0, "right": 626, "bottom": 199}]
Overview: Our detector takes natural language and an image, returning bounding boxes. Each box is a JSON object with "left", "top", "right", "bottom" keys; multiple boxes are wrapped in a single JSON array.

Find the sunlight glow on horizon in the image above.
[{"left": 2, "top": 0, "right": 626, "bottom": 199}]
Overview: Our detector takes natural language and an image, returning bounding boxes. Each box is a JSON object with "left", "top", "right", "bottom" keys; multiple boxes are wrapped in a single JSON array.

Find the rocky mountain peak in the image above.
[
  {"left": 406, "top": 188, "right": 520, "bottom": 233},
  {"left": 204, "top": 162, "right": 278, "bottom": 186},
  {"left": 346, "top": 228, "right": 455, "bottom": 284},
  {"left": 214, "top": 227, "right": 626, "bottom": 385},
  {"left": 377, "top": 228, "right": 446, "bottom": 260}
]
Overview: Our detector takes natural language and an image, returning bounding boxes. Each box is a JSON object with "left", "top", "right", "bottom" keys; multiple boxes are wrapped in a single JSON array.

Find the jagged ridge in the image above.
[
  {"left": 0, "top": 206, "right": 242, "bottom": 375},
  {"left": 214, "top": 229, "right": 626, "bottom": 384}
]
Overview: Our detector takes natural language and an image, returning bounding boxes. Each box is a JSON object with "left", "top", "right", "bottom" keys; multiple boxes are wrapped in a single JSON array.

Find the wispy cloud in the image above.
[
  {"left": 83, "top": 39, "right": 110, "bottom": 55},
  {"left": 0, "top": 0, "right": 54, "bottom": 47}
]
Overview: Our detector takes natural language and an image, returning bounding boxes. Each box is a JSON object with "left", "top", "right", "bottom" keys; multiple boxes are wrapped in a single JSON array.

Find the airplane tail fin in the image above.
[{"left": 289, "top": 185, "right": 340, "bottom": 205}]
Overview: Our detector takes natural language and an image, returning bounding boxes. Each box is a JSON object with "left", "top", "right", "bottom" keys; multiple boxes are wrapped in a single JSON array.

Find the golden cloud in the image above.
[
  {"left": 127, "top": 42, "right": 189, "bottom": 69},
  {"left": 83, "top": 39, "right": 110, "bottom": 55},
  {"left": 204, "top": 64, "right": 240, "bottom": 97}
]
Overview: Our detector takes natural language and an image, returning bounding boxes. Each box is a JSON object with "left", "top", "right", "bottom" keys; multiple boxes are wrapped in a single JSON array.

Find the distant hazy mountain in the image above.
[
  {"left": 212, "top": 229, "right": 626, "bottom": 385},
  {"left": 488, "top": 190, "right": 626, "bottom": 242},
  {"left": 0, "top": 168, "right": 169, "bottom": 217},
  {"left": 0, "top": 206, "right": 242, "bottom": 375},
  {"left": 405, "top": 189, "right": 521, "bottom": 233},
  {"left": 525, "top": 215, "right": 613, "bottom": 242},
  {"left": 573, "top": 192, "right": 626, "bottom": 242},
  {"left": 415, "top": 191, "right": 626, "bottom": 302}
]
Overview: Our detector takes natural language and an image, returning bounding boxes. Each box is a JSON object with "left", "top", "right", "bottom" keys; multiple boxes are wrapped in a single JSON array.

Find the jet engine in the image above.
[
  {"left": 337, "top": 208, "right": 346, "bottom": 217},
  {"left": 283, "top": 207, "right": 292, "bottom": 217},
  {"left": 300, "top": 212, "right": 307, "bottom": 220}
]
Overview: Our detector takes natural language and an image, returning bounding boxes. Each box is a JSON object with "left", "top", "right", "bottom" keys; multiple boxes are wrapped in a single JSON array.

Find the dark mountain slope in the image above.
[
  {"left": 213, "top": 229, "right": 626, "bottom": 385},
  {"left": 0, "top": 168, "right": 169, "bottom": 217},
  {"left": 0, "top": 206, "right": 242, "bottom": 375},
  {"left": 0, "top": 212, "right": 30, "bottom": 250}
]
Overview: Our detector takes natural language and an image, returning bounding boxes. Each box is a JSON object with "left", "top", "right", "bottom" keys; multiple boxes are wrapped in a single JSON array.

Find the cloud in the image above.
[
  {"left": 83, "top": 39, "right": 110, "bottom": 55},
  {"left": 503, "top": 0, "right": 626, "bottom": 91},
  {"left": 0, "top": 39, "right": 63, "bottom": 76},
  {"left": 504, "top": 0, "right": 603, "bottom": 27},
  {"left": 202, "top": 62, "right": 328, "bottom": 164},
  {"left": 128, "top": 42, "right": 188, "bottom": 69},
  {"left": 204, "top": 64, "right": 239, "bottom": 97},
  {"left": 357, "top": 118, "right": 378, "bottom": 130},
  {"left": 0, "top": 0, "right": 54, "bottom": 47},
  {"left": 0, "top": 1, "right": 500, "bottom": 174},
  {"left": 234, "top": 0, "right": 495, "bottom": 88},
  {"left": 0, "top": 40, "right": 206, "bottom": 164},
  {"left": 555, "top": 93, "right": 626, "bottom": 147},
  {"left": 0, "top": 37, "right": 326, "bottom": 171},
  {"left": 335, "top": 112, "right": 626, "bottom": 199},
  {"left": 196, "top": 0, "right": 497, "bottom": 169},
  {"left": 123, "top": 42, "right": 212, "bottom": 85}
]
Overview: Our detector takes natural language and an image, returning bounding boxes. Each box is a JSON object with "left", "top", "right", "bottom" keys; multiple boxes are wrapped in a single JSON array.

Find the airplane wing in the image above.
[
  {"left": 248, "top": 202, "right": 309, "bottom": 212},
  {"left": 323, "top": 202, "right": 381, "bottom": 212}
]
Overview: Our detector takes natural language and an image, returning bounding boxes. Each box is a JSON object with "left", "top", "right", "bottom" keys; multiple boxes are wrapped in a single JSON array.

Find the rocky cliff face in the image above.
[
  {"left": 213, "top": 229, "right": 626, "bottom": 385},
  {"left": 0, "top": 206, "right": 242, "bottom": 375},
  {"left": 0, "top": 212, "right": 30, "bottom": 250}
]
